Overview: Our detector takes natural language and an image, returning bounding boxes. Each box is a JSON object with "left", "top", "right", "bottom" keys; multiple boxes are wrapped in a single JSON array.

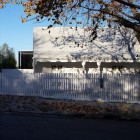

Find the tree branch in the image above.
[
  {"left": 120, "top": 11, "right": 140, "bottom": 23},
  {"left": 114, "top": 18, "right": 140, "bottom": 33},
  {"left": 115, "top": 0, "right": 140, "bottom": 9}
]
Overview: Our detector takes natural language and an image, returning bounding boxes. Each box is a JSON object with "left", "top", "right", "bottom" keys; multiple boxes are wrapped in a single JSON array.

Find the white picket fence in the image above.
[{"left": 0, "top": 72, "right": 140, "bottom": 103}]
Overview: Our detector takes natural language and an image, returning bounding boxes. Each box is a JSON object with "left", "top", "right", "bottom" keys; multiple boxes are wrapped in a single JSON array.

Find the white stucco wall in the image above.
[{"left": 33, "top": 27, "right": 140, "bottom": 73}]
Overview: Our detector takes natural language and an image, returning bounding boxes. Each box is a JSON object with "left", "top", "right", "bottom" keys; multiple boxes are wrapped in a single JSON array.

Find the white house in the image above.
[{"left": 33, "top": 27, "right": 140, "bottom": 74}]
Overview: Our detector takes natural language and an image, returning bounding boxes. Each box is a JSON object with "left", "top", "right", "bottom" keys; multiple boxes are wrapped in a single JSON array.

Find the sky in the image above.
[
  {"left": 0, "top": 4, "right": 50, "bottom": 60},
  {"left": 0, "top": 3, "right": 108, "bottom": 62}
]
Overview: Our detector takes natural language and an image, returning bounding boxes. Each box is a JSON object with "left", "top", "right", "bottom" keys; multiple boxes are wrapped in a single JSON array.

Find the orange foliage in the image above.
[{"left": 22, "top": 18, "right": 26, "bottom": 23}]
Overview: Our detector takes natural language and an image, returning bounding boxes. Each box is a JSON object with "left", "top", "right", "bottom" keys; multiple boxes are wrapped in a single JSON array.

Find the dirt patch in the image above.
[{"left": 0, "top": 95, "right": 140, "bottom": 120}]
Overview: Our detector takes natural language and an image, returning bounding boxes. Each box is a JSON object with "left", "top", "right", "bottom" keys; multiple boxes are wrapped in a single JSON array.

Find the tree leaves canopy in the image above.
[
  {"left": 0, "top": 43, "right": 17, "bottom": 68},
  {"left": 0, "top": 0, "right": 140, "bottom": 42}
]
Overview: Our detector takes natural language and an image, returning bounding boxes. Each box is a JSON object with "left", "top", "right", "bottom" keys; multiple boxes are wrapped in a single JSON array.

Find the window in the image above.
[
  {"left": 52, "top": 65, "right": 62, "bottom": 70},
  {"left": 112, "top": 66, "right": 123, "bottom": 70}
]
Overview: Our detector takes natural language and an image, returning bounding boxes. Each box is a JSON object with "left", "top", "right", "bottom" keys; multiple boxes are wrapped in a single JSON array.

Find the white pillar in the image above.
[
  {"left": 33, "top": 58, "right": 37, "bottom": 73},
  {"left": 82, "top": 61, "right": 86, "bottom": 69},
  {"left": 97, "top": 61, "right": 104, "bottom": 88},
  {"left": 82, "top": 61, "right": 86, "bottom": 73},
  {"left": 97, "top": 61, "right": 101, "bottom": 73}
]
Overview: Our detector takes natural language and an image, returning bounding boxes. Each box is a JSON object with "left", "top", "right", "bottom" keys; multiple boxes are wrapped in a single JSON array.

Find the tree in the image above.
[
  {"left": 1, "top": 0, "right": 140, "bottom": 43},
  {"left": 0, "top": 43, "right": 17, "bottom": 68}
]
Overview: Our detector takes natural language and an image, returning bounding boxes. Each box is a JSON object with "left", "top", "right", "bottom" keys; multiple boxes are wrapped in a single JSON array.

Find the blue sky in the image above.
[
  {"left": 0, "top": 4, "right": 85, "bottom": 61},
  {"left": 0, "top": 4, "right": 49, "bottom": 60},
  {"left": 0, "top": 3, "right": 107, "bottom": 61}
]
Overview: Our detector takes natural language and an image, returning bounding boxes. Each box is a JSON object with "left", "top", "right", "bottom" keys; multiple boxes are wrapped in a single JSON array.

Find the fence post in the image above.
[{"left": 100, "top": 77, "right": 104, "bottom": 89}]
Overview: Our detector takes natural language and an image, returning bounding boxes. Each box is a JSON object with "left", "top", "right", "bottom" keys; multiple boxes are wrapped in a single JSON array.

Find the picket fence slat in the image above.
[{"left": 0, "top": 73, "right": 140, "bottom": 103}]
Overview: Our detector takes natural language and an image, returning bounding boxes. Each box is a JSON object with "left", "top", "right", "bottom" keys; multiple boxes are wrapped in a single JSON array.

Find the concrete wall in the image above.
[{"left": 33, "top": 27, "right": 140, "bottom": 62}]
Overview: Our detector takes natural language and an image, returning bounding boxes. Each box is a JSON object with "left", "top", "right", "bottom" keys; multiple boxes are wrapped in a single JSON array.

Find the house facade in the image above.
[{"left": 33, "top": 27, "right": 140, "bottom": 74}]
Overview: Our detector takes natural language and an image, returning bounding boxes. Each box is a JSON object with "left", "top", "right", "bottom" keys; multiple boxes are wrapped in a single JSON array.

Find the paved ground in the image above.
[{"left": 0, "top": 113, "right": 140, "bottom": 140}]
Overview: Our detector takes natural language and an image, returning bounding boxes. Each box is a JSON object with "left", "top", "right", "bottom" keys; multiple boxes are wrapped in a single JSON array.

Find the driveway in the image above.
[{"left": 0, "top": 113, "right": 140, "bottom": 140}]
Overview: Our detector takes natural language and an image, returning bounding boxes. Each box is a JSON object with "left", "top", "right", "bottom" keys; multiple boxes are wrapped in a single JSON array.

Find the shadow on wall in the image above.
[
  {"left": 34, "top": 62, "right": 98, "bottom": 73},
  {"left": 101, "top": 62, "right": 140, "bottom": 74},
  {"left": 34, "top": 62, "right": 83, "bottom": 73},
  {"left": 33, "top": 27, "right": 140, "bottom": 75},
  {"left": 34, "top": 61, "right": 140, "bottom": 74},
  {"left": 49, "top": 27, "right": 138, "bottom": 61}
]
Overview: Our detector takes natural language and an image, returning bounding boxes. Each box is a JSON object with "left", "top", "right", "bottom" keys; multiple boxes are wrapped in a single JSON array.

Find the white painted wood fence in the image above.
[{"left": 0, "top": 73, "right": 140, "bottom": 103}]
